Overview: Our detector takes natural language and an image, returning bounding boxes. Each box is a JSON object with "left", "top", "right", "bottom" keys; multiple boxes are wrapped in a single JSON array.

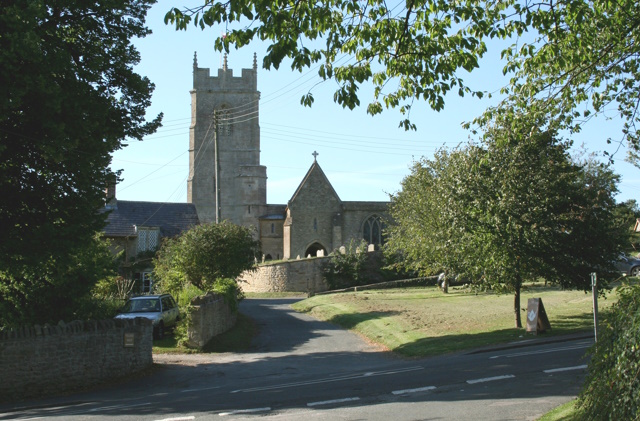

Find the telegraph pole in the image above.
[{"left": 591, "top": 272, "right": 599, "bottom": 342}]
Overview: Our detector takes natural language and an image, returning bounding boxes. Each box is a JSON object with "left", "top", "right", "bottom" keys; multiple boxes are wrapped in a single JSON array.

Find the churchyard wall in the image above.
[
  {"left": 0, "top": 319, "right": 152, "bottom": 402},
  {"left": 238, "top": 257, "right": 329, "bottom": 293}
]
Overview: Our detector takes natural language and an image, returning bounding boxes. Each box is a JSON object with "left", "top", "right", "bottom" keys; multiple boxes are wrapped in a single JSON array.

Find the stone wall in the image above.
[
  {"left": 238, "top": 257, "right": 329, "bottom": 293},
  {"left": 0, "top": 319, "right": 153, "bottom": 402},
  {"left": 187, "top": 292, "right": 238, "bottom": 348}
]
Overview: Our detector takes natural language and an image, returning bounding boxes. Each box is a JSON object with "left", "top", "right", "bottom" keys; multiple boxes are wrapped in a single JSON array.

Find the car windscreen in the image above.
[{"left": 121, "top": 298, "right": 161, "bottom": 313}]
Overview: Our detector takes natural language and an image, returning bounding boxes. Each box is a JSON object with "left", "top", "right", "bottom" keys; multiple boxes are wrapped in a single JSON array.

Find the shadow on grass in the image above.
[
  {"left": 327, "top": 310, "right": 401, "bottom": 329},
  {"left": 393, "top": 328, "right": 526, "bottom": 357},
  {"left": 550, "top": 313, "right": 595, "bottom": 334}
]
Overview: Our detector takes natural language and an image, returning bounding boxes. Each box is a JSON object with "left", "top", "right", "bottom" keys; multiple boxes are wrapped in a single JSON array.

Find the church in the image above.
[
  {"left": 187, "top": 53, "right": 388, "bottom": 260},
  {"left": 104, "top": 54, "right": 389, "bottom": 279}
]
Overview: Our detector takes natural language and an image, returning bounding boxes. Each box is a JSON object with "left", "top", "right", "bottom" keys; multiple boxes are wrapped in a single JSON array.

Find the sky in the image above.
[{"left": 110, "top": 0, "right": 640, "bottom": 206}]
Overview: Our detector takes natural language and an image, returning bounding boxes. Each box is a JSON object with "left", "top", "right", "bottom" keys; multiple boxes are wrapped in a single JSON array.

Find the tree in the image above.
[
  {"left": 153, "top": 222, "right": 260, "bottom": 294},
  {"left": 612, "top": 200, "right": 640, "bottom": 251},
  {"left": 386, "top": 118, "right": 624, "bottom": 328},
  {"left": 0, "top": 234, "right": 118, "bottom": 327},
  {"left": 0, "top": 1, "right": 161, "bottom": 326},
  {"left": 165, "top": 0, "right": 640, "bottom": 154}
]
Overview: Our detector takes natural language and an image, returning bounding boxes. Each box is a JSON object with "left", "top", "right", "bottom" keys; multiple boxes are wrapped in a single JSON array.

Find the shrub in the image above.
[
  {"left": 153, "top": 221, "right": 260, "bottom": 294},
  {"left": 577, "top": 282, "right": 640, "bottom": 420},
  {"left": 323, "top": 240, "right": 370, "bottom": 290}
]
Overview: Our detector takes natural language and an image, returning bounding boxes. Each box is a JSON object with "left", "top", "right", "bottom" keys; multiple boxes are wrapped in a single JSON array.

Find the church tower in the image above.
[{"left": 187, "top": 53, "right": 267, "bottom": 230}]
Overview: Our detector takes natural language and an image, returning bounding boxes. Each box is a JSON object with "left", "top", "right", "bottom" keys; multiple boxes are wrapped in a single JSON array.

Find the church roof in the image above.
[
  {"left": 288, "top": 160, "right": 342, "bottom": 206},
  {"left": 103, "top": 200, "right": 199, "bottom": 238}
]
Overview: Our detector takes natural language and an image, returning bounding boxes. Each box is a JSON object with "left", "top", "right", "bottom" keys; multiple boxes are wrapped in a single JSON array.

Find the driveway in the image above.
[{"left": 154, "top": 297, "right": 392, "bottom": 373}]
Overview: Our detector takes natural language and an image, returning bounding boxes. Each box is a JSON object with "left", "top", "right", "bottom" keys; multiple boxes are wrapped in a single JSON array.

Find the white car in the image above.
[{"left": 115, "top": 294, "right": 180, "bottom": 339}]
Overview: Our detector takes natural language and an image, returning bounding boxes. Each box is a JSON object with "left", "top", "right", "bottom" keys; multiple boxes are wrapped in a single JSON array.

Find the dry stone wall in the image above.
[
  {"left": 187, "top": 292, "right": 237, "bottom": 348},
  {"left": 0, "top": 319, "right": 153, "bottom": 402},
  {"left": 238, "top": 257, "right": 329, "bottom": 293}
]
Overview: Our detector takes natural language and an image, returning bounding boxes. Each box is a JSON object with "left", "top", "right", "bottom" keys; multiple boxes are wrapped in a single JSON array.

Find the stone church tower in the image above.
[
  {"left": 187, "top": 55, "right": 389, "bottom": 261},
  {"left": 187, "top": 53, "right": 267, "bottom": 228}
]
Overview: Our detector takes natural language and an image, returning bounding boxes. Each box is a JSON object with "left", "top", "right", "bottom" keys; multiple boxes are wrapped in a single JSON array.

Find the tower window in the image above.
[
  {"left": 216, "top": 106, "right": 232, "bottom": 136},
  {"left": 313, "top": 218, "right": 318, "bottom": 232},
  {"left": 271, "top": 223, "right": 275, "bottom": 234}
]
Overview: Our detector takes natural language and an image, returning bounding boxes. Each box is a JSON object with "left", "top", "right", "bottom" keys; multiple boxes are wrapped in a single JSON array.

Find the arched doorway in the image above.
[{"left": 305, "top": 242, "right": 327, "bottom": 258}]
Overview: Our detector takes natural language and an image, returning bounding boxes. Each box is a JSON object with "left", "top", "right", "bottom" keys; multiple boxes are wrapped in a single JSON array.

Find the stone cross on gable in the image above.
[{"left": 312, "top": 151, "right": 319, "bottom": 161}]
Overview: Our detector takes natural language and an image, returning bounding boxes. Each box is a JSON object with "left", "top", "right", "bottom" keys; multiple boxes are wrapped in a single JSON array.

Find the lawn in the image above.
[{"left": 291, "top": 283, "right": 614, "bottom": 357}]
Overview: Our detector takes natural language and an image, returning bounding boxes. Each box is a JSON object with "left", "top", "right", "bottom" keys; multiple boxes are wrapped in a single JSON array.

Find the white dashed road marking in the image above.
[
  {"left": 230, "top": 366, "right": 423, "bottom": 393},
  {"left": 392, "top": 386, "right": 437, "bottom": 395},
  {"left": 466, "top": 375, "right": 516, "bottom": 384},
  {"left": 219, "top": 407, "right": 271, "bottom": 416},
  {"left": 307, "top": 397, "right": 360, "bottom": 407},
  {"left": 543, "top": 365, "right": 588, "bottom": 373}
]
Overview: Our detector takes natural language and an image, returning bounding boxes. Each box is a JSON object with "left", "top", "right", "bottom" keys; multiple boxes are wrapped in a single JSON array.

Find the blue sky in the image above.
[{"left": 110, "top": 0, "right": 640, "bottom": 205}]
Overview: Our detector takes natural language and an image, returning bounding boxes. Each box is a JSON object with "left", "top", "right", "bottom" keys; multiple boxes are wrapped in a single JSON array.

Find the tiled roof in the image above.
[
  {"left": 259, "top": 204, "right": 286, "bottom": 219},
  {"left": 103, "top": 201, "right": 199, "bottom": 238}
]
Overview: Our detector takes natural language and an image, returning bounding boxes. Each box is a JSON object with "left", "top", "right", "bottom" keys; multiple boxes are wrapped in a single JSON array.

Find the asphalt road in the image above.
[{"left": 0, "top": 298, "right": 592, "bottom": 420}]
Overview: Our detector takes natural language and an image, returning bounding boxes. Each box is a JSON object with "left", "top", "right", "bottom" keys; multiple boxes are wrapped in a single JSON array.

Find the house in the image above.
[{"left": 102, "top": 184, "right": 199, "bottom": 292}]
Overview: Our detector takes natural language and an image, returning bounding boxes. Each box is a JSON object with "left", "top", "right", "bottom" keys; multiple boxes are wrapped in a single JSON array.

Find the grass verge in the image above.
[
  {"left": 537, "top": 399, "right": 583, "bottom": 421},
  {"left": 291, "top": 283, "right": 613, "bottom": 357}
]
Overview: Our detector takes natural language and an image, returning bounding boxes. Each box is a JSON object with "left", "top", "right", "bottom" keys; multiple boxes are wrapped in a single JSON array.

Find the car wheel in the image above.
[
  {"left": 154, "top": 322, "right": 164, "bottom": 340},
  {"left": 631, "top": 267, "right": 640, "bottom": 277}
]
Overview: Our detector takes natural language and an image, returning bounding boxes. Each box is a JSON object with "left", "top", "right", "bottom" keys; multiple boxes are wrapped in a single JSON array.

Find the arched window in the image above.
[{"left": 363, "top": 215, "right": 385, "bottom": 246}]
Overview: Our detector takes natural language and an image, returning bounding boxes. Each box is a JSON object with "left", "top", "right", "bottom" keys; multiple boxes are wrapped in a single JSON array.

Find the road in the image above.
[{"left": 0, "top": 298, "right": 592, "bottom": 420}]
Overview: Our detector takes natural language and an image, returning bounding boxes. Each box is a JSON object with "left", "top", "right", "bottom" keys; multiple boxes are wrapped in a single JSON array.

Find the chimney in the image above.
[{"left": 105, "top": 174, "right": 117, "bottom": 209}]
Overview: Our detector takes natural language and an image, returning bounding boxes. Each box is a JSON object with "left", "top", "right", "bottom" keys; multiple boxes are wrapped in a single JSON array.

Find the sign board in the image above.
[
  {"left": 526, "top": 298, "right": 552, "bottom": 334},
  {"left": 123, "top": 332, "right": 135, "bottom": 348}
]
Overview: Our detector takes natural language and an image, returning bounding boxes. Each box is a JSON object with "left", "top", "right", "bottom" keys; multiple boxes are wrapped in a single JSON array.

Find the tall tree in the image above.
[
  {"left": 0, "top": 1, "right": 161, "bottom": 326},
  {"left": 165, "top": 0, "right": 640, "bottom": 155},
  {"left": 386, "top": 118, "right": 624, "bottom": 328}
]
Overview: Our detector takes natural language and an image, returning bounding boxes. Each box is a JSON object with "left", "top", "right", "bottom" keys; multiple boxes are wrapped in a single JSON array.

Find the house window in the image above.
[
  {"left": 137, "top": 227, "right": 159, "bottom": 253},
  {"left": 135, "top": 272, "right": 154, "bottom": 293},
  {"left": 363, "top": 215, "right": 385, "bottom": 246}
]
